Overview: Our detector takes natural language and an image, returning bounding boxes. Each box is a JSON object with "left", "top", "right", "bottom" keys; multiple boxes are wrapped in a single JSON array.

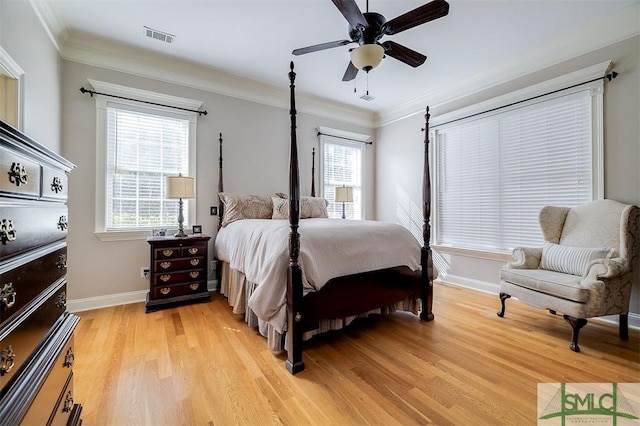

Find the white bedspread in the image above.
[{"left": 215, "top": 218, "right": 421, "bottom": 334}]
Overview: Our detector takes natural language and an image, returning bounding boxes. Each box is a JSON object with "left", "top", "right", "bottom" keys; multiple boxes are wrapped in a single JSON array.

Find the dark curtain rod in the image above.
[
  {"left": 79, "top": 87, "right": 208, "bottom": 116},
  {"left": 429, "top": 71, "right": 618, "bottom": 130},
  {"left": 317, "top": 131, "right": 373, "bottom": 145}
]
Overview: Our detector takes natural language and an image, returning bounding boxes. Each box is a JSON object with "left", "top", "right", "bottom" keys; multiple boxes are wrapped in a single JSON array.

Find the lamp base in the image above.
[{"left": 174, "top": 228, "right": 188, "bottom": 238}]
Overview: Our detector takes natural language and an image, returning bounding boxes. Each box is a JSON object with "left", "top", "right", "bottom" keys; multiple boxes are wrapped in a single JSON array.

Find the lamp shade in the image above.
[
  {"left": 166, "top": 175, "right": 196, "bottom": 199},
  {"left": 335, "top": 186, "right": 353, "bottom": 203},
  {"left": 350, "top": 44, "right": 384, "bottom": 71}
]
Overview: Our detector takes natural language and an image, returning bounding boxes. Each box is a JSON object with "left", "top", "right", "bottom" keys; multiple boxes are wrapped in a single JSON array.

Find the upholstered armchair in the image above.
[{"left": 498, "top": 199, "right": 639, "bottom": 352}]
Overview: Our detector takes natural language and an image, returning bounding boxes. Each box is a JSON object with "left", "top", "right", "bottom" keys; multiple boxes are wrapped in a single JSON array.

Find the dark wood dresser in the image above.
[
  {"left": 0, "top": 120, "right": 81, "bottom": 424},
  {"left": 146, "top": 234, "right": 211, "bottom": 313}
]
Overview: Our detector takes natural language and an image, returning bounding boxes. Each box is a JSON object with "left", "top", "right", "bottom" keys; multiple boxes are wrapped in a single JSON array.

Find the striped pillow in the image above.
[{"left": 540, "top": 243, "right": 614, "bottom": 276}]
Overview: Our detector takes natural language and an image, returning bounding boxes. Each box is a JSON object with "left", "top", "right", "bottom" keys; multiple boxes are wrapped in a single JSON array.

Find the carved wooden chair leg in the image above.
[
  {"left": 563, "top": 315, "right": 587, "bottom": 352},
  {"left": 620, "top": 313, "right": 629, "bottom": 340},
  {"left": 497, "top": 293, "right": 511, "bottom": 317}
]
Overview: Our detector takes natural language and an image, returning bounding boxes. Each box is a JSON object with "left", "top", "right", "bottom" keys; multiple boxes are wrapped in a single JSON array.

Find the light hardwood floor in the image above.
[{"left": 73, "top": 283, "right": 639, "bottom": 425}]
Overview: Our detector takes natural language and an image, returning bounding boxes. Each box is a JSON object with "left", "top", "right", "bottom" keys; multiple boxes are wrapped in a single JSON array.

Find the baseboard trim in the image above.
[
  {"left": 435, "top": 275, "right": 640, "bottom": 330},
  {"left": 68, "top": 280, "right": 220, "bottom": 313}
]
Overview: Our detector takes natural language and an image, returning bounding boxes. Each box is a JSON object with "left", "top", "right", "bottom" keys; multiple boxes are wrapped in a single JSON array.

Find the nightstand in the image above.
[{"left": 145, "top": 234, "right": 211, "bottom": 313}]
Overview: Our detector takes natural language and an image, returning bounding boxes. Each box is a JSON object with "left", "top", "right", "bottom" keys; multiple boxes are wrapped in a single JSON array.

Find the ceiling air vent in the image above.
[{"left": 144, "top": 26, "right": 175, "bottom": 44}]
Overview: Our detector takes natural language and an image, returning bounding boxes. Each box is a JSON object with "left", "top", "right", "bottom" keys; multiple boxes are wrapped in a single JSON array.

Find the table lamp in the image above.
[
  {"left": 335, "top": 185, "right": 353, "bottom": 219},
  {"left": 166, "top": 174, "right": 195, "bottom": 237}
]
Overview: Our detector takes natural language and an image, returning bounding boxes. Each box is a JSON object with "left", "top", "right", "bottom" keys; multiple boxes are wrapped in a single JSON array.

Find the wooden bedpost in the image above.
[
  {"left": 218, "top": 132, "right": 224, "bottom": 230},
  {"left": 311, "top": 147, "right": 316, "bottom": 197},
  {"left": 286, "top": 62, "right": 305, "bottom": 374},
  {"left": 421, "top": 107, "right": 434, "bottom": 321}
]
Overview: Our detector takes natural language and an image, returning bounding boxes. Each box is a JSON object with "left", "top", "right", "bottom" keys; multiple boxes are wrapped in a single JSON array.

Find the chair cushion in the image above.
[
  {"left": 539, "top": 242, "right": 613, "bottom": 276},
  {"left": 500, "top": 268, "right": 589, "bottom": 303}
]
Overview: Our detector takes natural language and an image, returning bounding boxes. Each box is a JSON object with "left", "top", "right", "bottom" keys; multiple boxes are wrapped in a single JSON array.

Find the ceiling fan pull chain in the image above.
[{"left": 366, "top": 71, "right": 369, "bottom": 96}]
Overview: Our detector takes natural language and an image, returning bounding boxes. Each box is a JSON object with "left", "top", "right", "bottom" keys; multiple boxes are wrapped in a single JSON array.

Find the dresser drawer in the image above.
[
  {"left": 153, "top": 241, "right": 206, "bottom": 260},
  {"left": 0, "top": 280, "right": 67, "bottom": 391},
  {"left": 19, "top": 338, "right": 75, "bottom": 426},
  {"left": 155, "top": 256, "right": 204, "bottom": 272},
  {"left": 41, "top": 166, "right": 68, "bottom": 201},
  {"left": 1, "top": 244, "right": 67, "bottom": 324},
  {"left": 154, "top": 269, "right": 204, "bottom": 286},
  {"left": 0, "top": 147, "right": 41, "bottom": 199},
  {"left": 47, "top": 372, "right": 78, "bottom": 426},
  {"left": 152, "top": 281, "right": 206, "bottom": 299},
  {"left": 0, "top": 205, "right": 68, "bottom": 261}
]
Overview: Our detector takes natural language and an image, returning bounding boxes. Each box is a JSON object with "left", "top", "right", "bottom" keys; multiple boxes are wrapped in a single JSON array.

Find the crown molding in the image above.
[
  {"left": 61, "top": 34, "right": 375, "bottom": 128},
  {"left": 28, "top": 0, "right": 69, "bottom": 54},
  {"left": 375, "top": 2, "right": 640, "bottom": 128}
]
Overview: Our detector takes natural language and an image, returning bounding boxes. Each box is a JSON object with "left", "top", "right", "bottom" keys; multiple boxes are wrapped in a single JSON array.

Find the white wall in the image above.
[
  {"left": 61, "top": 60, "right": 374, "bottom": 305},
  {"left": 375, "top": 36, "right": 640, "bottom": 320},
  {"left": 0, "top": 0, "right": 62, "bottom": 152}
]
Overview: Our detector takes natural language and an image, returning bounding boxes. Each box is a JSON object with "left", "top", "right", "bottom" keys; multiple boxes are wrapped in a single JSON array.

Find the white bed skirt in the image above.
[{"left": 218, "top": 261, "right": 422, "bottom": 352}]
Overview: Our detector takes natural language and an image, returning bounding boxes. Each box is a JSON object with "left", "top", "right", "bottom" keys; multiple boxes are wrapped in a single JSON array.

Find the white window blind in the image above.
[
  {"left": 320, "top": 137, "right": 364, "bottom": 219},
  {"left": 435, "top": 89, "right": 593, "bottom": 252},
  {"left": 106, "top": 103, "right": 189, "bottom": 230}
]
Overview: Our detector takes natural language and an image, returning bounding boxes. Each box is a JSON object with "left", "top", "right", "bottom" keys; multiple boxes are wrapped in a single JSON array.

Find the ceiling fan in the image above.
[{"left": 292, "top": 0, "right": 450, "bottom": 82}]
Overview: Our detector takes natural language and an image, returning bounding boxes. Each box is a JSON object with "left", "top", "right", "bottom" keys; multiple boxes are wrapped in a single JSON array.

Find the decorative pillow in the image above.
[
  {"left": 218, "top": 193, "right": 273, "bottom": 227},
  {"left": 270, "top": 196, "right": 329, "bottom": 220},
  {"left": 540, "top": 242, "right": 614, "bottom": 276}
]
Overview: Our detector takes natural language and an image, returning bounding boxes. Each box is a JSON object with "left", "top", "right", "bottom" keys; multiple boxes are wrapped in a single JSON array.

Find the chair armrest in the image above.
[
  {"left": 505, "top": 247, "right": 542, "bottom": 269},
  {"left": 582, "top": 257, "right": 629, "bottom": 282}
]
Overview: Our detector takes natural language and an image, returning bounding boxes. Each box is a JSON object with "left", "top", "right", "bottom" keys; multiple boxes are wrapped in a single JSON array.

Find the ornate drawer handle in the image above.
[
  {"left": 0, "top": 219, "right": 17, "bottom": 244},
  {"left": 63, "top": 347, "right": 75, "bottom": 368},
  {"left": 51, "top": 176, "right": 64, "bottom": 193},
  {"left": 160, "top": 287, "right": 171, "bottom": 295},
  {"left": 189, "top": 271, "right": 199, "bottom": 279},
  {"left": 190, "top": 259, "right": 200, "bottom": 266},
  {"left": 1, "top": 282, "right": 17, "bottom": 310},
  {"left": 57, "top": 216, "right": 68, "bottom": 231},
  {"left": 62, "top": 390, "right": 74, "bottom": 413},
  {"left": 189, "top": 283, "right": 199, "bottom": 291},
  {"left": 188, "top": 248, "right": 199, "bottom": 255},
  {"left": 57, "top": 254, "right": 68, "bottom": 270},
  {"left": 162, "top": 249, "right": 174, "bottom": 257},
  {"left": 0, "top": 345, "right": 16, "bottom": 376},
  {"left": 160, "top": 261, "right": 171, "bottom": 269},
  {"left": 160, "top": 274, "right": 171, "bottom": 282},
  {"left": 8, "top": 162, "right": 28, "bottom": 187},
  {"left": 56, "top": 292, "right": 67, "bottom": 310}
]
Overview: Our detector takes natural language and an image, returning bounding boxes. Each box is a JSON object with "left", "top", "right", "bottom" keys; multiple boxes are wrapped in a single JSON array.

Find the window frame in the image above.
[
  {"left": 91, "top": 79, "right": 200, "bottom": 241},
  {"left": 430, "top": 61, "right": 609, "bottom": 256},
  {"left": 318, "top": 126, "right": 370, "bottom": 220}
]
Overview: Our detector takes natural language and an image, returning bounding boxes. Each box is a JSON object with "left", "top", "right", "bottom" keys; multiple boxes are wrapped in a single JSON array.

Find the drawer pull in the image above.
[
  {"left": 162, "top": 249, "right": 174, "bottom": 257},
  {"left": 63, "top": 391, "right": 74, "bottom": 413},
  {"left": 56, "top": 292, "right": 67, "bottom": 310},
  {"left": 160, "top": 287, "right": 171, "bottom": 295},
  {"left": 57, "top": 215, "right": 68, "bottom": 231},
  {"left": 160, "top": 274, "right": 171, "bottom": 282},
  {"left": 51, "top": 176, "right": 64, "bottom": 193},
  {"left": 63, "top": 347, "right": 75, "bottom": 368},
  {"left": 188, "top": 248, "right": 199, "bottom": 255},
  {"left": 0, "top": 345, "right": 16, "bottom": 376},
  {"left": 1, "top": 282, "right": 17, "bottom": 310},
  {"left": 8, "top": 162, "right": 28, "bottom": 187},
  {"left": 0, "top": 219, "right": 17, "bottom": 244},
  {"left": 57, "top": 254, "right": 68, "bottom": 270},
  {"left": 189, "top": 271, "right": 200, "bottom": 279},
  {"left": 189, "top": 283, "right": 199, "bottom": 291},
  {"left": 160, "top": 261, "right": 171, "bottom": 269},
  {"left": 190, "top": 259, "right": 200, "bottom": 266}
]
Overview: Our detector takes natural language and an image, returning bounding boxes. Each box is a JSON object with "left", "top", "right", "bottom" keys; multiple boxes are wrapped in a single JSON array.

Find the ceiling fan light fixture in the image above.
[{"left": 350, "top": 44, "right": 384, "bottom": 71}]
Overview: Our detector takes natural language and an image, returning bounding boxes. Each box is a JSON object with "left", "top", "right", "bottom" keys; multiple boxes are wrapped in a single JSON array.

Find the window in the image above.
[
  {"left": 318, "top": 128, "right": 368, "bottom": 219},
  {"left": 92, "top": 80, "right": 200, "bottom": 240},
  {"left": 433, "top": 63, "right": 606, "bottom": 253}
]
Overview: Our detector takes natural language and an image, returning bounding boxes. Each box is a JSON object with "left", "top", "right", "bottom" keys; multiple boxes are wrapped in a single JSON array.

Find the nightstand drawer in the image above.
[
  {"left": 152, "top": 281, "right": 205, "bottom": 299},
  {"left": 155, "top": 256, "right": 204, "bottom": 272},
  {"left": 154, "top": 269, "right": 204, "bottom": 286}
]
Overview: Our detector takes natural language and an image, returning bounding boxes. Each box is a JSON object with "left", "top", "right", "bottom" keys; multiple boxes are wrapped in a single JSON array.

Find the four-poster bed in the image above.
[{"left": 214, "top": 62, "right": 434, "bottom": 374}]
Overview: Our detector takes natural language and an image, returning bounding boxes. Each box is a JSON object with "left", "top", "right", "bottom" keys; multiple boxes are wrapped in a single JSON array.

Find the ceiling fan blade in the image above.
[
  {"left": 292, "top": 39, "right": 353, "bottom": 56},
  {"left": 342, "top": 61, "right": 359, "bottom": 81},
  {"left": 382, "top": 41, "right": 427, "bottom": 67},
  {"left": 331, "top": 0, "right": 368, "bottom": 29},
  {"left": 382, "top": 0, "right": 449, "bottom": 35}
]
